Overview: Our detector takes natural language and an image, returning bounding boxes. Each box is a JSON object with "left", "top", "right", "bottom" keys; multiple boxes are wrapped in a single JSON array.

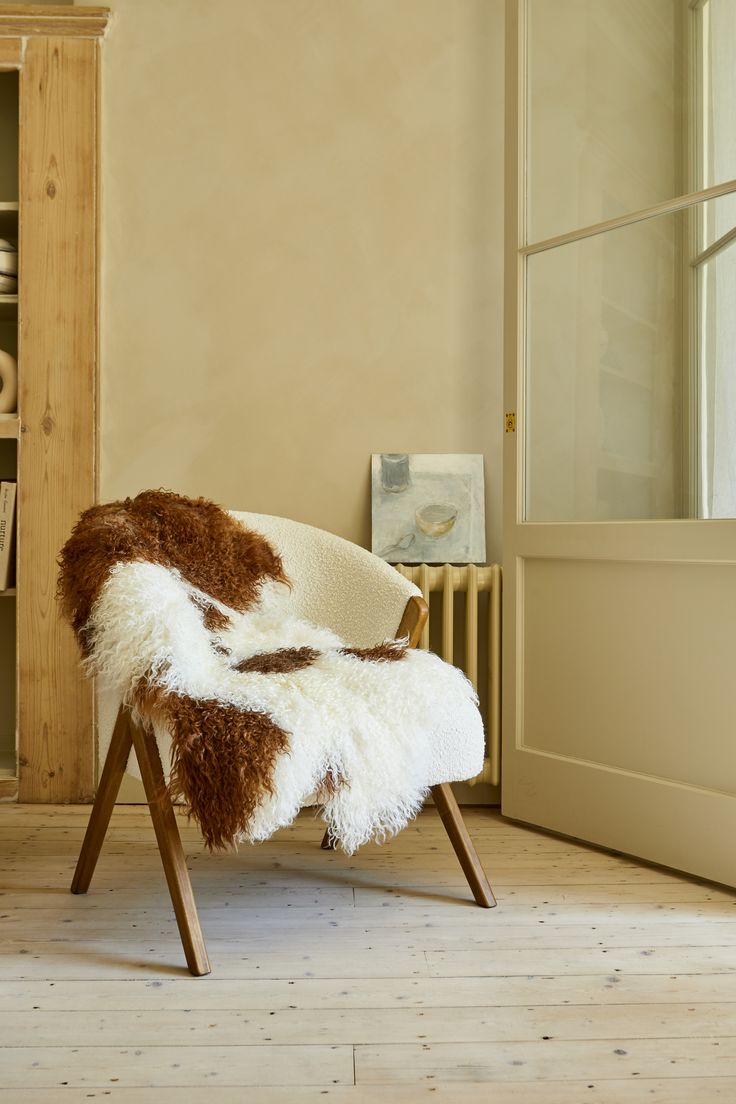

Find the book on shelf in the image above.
[{"left": 0, "top": 479, "right": 16, "bottom": 591}]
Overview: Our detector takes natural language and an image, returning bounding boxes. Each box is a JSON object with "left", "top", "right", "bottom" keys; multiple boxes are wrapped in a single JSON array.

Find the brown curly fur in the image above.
[
  {"left": 340, "top": 641, "right": 407, "bottom": 662},
  {"left": 189, "top": 594, "right": 232, "bottom": 633},
  {"left": 315, "top": 768, "right": 346, "bottom": 801},
  {"left": 202, "top": 606, "right": 232, "bottom": 633},
  {"left": 234, "top": 647, "right": 320, "bottom": 675},
  {"left": 57, "top": 490, "right": 287, "bottom": 654},
  {"left": 132, "top": 679, "right": 289, "bottom": 852},
  {"left": 58, "top": 491, "right": 409, "bottom": 850}
]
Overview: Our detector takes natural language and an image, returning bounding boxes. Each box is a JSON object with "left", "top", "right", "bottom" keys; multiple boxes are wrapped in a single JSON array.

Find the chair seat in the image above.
[{"left": 101, "top": 557, "right": 484, "bottom": 852}]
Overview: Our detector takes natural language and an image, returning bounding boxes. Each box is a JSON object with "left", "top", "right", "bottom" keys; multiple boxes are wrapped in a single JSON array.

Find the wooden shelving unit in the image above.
[
  {"left": 0, "top": 67, "right": 18, "bottom": 800},
  {"left": 0, "top": 7, "right": 109, "bottom": 804}
]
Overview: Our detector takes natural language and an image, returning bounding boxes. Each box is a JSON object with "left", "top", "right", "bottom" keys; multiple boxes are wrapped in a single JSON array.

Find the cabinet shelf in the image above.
[
  {"left": 0, "top": 417, "right": 19, "bottom": 439},
  {"left": 0, "top": 588, "right": 16, "bottom": 597},
  {"left": 0, "top": 294, "right": 17, "bottom": 320},
  {"left": 0, "top": 775, "right": 18, "bottom": 800}
]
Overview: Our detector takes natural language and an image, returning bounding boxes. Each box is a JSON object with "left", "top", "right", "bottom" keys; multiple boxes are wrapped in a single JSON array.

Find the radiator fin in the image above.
[{"left": 395, "top": 563, "right": 501, "bottom": 787}]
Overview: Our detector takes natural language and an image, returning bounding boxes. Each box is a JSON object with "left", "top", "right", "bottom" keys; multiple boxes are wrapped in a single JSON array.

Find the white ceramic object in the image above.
[
  {"left": 0, "top": 251, "right": 18, "bottom": 275},
  {"left": 0, "top": 273, "right": 17, "bottom": 293},
  {"left": 415, "top": 502, "right": 458, "bottom": 539},
  {"left": 0, "top": 349, "right": 18, "bottom": 414}
]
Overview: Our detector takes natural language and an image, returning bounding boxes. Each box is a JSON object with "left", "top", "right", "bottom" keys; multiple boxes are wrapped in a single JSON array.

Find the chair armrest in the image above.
[{"left": 397, "top": 594, "right": 429, "bottom": 648}]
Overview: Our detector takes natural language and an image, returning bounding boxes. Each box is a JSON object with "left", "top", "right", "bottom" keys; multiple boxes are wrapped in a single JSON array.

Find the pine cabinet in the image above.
[{"left": 0, "top": 6, "right": 109, "bottom": 803}]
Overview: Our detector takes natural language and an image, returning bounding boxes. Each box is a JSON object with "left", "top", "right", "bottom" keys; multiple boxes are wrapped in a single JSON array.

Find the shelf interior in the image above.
[
  {"left": 0, "top": 295, "right": 17, "bottom": 321},
  {"left": 0, "top": 73, "right": 18, "bottom": 206},
  {"left": 0, "top": 209, "right": 17, "bottom": 244},
  {"left": 0, "top": 71, "right": 19, "bottom": 793},
  {"left": 0, "top": 592, "right": 15, "bottom": 773}
]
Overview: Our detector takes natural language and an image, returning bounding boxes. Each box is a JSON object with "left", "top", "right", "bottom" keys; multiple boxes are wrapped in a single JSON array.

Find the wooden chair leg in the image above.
[
  {"left": 71, "top": 706, "right": 133, "bottom": 895},
  {"left": 431, "top": 782, "right": 496, "bottom": 908},
  {"left": 320, "top": 829, "right": 335, "bottom": 850},
  {"left": 131, "top": 719, "right": 211, "bottom": 977}
]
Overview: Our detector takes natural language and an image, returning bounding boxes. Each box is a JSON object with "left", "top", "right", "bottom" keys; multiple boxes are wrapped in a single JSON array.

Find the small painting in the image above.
[{"left": 371, "top": 454, "right": 485, "bottom": 564}]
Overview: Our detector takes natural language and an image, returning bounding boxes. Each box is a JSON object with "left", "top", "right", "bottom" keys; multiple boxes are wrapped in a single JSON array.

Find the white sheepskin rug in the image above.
[{"left": 58, "top": 491, "right": 484, "bottom": 853}]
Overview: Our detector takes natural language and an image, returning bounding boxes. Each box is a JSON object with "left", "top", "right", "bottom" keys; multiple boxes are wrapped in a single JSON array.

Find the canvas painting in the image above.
[{"left": 371, "top": 454, "right": 486, "bottom": 564}]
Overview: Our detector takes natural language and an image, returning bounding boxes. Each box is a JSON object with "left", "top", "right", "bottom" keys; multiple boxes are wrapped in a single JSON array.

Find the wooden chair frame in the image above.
[{"left": 71, "top": 595, "right": 495, "bottom": 977}]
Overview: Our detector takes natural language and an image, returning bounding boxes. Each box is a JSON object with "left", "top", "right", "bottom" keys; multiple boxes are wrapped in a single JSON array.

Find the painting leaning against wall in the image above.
[{"left": 371, "top": 454, "right": 486, "bottom": 564}]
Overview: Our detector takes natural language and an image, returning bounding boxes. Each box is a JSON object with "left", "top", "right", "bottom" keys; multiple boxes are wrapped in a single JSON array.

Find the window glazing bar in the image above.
[{"left": 521, "top": 178, "right": 736, "bottom": 257}]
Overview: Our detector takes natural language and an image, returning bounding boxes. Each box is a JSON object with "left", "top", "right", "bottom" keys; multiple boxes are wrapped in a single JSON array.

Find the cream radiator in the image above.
[{"left": 395, "top": 563, "right": 501, "bottom": 786}]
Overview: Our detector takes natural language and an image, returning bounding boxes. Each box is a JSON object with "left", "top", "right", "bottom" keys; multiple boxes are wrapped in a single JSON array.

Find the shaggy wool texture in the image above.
[{"left": 59, "top": 491, "right": 485, "bottom": 852}]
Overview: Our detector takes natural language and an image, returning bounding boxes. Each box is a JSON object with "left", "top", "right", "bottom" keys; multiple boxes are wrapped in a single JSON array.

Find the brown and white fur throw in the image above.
[{"left": 58, "top": 491, "right": 484, "bottom": 851}]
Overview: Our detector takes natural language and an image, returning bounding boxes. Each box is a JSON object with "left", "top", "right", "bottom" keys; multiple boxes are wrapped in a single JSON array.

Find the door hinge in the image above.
[{"left": 505, "top": 411, "right": 516, "bottom": 433}]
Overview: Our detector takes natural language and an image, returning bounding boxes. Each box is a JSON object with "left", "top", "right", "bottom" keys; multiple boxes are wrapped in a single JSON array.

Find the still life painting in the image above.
[{"left": 371, "top": 453, "right": 486, "bottom": 564}]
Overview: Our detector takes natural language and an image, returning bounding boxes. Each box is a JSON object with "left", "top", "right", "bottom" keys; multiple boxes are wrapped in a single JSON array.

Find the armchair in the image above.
[{"left": 63, "top": 500, "right": 495, "bottom": 976}]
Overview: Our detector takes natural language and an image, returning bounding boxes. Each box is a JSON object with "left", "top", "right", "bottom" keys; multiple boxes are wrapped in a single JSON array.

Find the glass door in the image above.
[{"left": 502, "top": 0, "right": 736, "bottom": 885}]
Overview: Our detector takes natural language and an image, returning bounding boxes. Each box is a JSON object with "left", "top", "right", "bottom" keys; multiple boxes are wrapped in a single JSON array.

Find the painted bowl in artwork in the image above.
[{"left": 415, "top": 502, "right": 458, "bottom": 539}]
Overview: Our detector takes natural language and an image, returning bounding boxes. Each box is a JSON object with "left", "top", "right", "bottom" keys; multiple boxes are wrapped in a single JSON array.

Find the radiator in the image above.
[{"left": 395, "top": 563, "right": 501, "bottom": 787}]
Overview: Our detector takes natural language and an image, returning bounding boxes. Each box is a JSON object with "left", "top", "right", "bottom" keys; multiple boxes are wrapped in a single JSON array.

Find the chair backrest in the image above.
[{"left": 232, "top": 511, "right": 420, "bottom": 649}]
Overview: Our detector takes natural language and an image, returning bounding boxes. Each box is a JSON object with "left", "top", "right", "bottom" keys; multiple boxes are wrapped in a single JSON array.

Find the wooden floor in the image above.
[{"left": 1, "top": 804, "right": 736, "bottom": 1102}]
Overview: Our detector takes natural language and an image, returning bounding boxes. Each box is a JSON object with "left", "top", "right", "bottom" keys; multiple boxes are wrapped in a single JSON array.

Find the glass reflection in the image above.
[
  {"left": 526, "top": 0, "right": 736, "bottom": 244},
  {"left": 525, "top": 211, "right": 682, "bottom": 522},
  {"left": 698, "top": 0, "right": 736, "bottom": 197},
  {"left": 699, "top": 232, "right": 736, "bottom": 517},
  {"left": 526, "top": 0, "right": 683, "bottom": 242},
  {"left": 525, "top": 190, "right": 736, "bottom": 522},
  {"left": 523, "top": 0, "right": 736, "bottom": 521}
]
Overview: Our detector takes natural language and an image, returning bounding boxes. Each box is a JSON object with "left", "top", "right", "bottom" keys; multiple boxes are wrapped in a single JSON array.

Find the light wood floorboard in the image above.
[
  {"left": 8, "top": 1082, "right": 736, "bottom": 1103},
  {"left": 1, "top": 805, "right": 735, "bottom": 1101}
]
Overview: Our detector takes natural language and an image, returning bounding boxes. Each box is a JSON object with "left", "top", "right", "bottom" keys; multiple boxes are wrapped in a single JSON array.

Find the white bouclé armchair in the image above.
[{"left": 70, "top": 509, "right": 495, "bottom": 977}]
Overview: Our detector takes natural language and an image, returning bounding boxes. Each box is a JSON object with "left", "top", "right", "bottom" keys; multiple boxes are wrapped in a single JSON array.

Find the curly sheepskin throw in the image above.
[{"left": 58, "top": 491, "right": 484, "bottom": 852}]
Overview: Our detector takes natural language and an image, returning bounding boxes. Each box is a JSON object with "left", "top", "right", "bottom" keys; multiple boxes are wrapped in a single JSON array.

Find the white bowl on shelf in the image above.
[{"left": 0, "top": 349, "right": 17, "bottom": 414}]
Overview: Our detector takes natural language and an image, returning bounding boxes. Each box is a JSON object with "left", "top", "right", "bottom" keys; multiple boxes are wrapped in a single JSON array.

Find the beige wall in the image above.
[{"left": 76, "top": 0, "right": 505, "bottom": 559}]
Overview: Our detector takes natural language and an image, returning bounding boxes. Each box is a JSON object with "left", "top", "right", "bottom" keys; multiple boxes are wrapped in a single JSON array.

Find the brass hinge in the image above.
[{"left": 505, "top": 411, "right": 516, "bottom": 433}]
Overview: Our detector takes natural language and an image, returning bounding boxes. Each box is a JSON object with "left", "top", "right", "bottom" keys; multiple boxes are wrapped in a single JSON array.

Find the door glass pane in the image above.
[
  {"left": 699, "top": 232, "right": 736, "bottom": 518},
  {"left": 699, "top": 0, "right": 736, "bottom": 190},
  {"left": 525, "top": 192, "right": 736, "bottom": 522},
  {"left": 697, "top": 0, "right": 736, "bottom": 239},
  {"left": 525, "top": 211, "right": 683, "bottom": 522},
  {"left": 526, "top": 0, "right": 684, "bottom": 243}
]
